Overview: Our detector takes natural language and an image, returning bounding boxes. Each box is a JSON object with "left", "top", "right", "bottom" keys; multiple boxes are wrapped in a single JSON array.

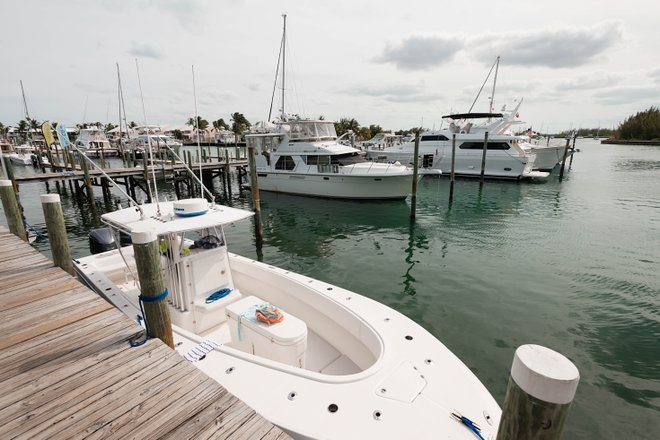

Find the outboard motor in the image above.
[{"left": 89, "top": 228, "right": 116, "bottom": 254}]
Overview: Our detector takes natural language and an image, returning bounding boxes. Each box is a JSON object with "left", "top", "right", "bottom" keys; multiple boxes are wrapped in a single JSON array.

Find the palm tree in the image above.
[
  {"left": 212, "top": 118, "right": 229, "bottom": 131},
  {"left": 230, "top": 112, "right": 251, "bottom": 144},
  {"left": 187, "top": 116, "right": 209, "bottom": 130},
  {"left": 334, "top": 117, "right": 360, "bottom": 136},
  {"left": 16, "top": 120, "right": 28, "bottom": 142}
]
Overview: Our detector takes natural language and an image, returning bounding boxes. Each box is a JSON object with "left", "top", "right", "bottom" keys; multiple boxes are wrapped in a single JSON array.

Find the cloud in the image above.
[
  {"left": 198, "top": 90, "right": 237, "bottom": 105},
  {"left": 648, "top": 67, "right": 660, "bottom": 83},
  {"left": 594, "top": 86, "right": 660, "bottom": 105},
  {"left": 373, "top": 35, "right": 464, "bottom": 71},
  {"left": 342, "top": 83, "right": 443, "bottom": 103},
  {"left": 557, "top": 71, "right": 623, "bottom": 91},
  {"left": 127, "top": 41, "right": 163, "bottom": 59},
  {"left": 471, "top": 21, "right": 624, "bottom": 68}
]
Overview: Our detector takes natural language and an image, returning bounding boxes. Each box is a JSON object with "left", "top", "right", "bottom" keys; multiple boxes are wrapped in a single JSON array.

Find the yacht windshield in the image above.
[{"left": 287, "top": 122, "right": 337, "bottom": 141}]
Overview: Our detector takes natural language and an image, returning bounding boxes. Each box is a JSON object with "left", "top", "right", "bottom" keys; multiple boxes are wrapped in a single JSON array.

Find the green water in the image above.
[{"left": 2, "top": 139, "right": 659, "bottom": 439}]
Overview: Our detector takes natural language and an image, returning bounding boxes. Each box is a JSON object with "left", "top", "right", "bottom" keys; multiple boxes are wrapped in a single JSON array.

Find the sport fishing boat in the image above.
[
  {"left": 366, "top": 105, "right": 548, "bottom": 180},
  {"left": 75, "top": 127, "right": 111, "bottom": 152},
  {"left": 519, "top": 138, "right": 571, "bottom": 172},
  {"left": 246, "top": 117, "right": 419, "bottom": 199},
  {"left": 7, "top": 145, "right": 35, "bottom": 165},
  {"left": 75, "top": 198, "right": 501, "bottom": 439}
]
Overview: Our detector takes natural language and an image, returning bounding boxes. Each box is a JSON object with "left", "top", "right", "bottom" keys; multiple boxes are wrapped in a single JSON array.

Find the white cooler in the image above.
[{"left": 226, "top": 295, "right": 307, "bottom": 368}]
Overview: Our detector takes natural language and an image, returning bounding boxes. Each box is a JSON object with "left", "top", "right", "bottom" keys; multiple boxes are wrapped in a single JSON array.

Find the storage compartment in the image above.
[{"left": 226, "top": 295, "right": 307, "bottom": 368}]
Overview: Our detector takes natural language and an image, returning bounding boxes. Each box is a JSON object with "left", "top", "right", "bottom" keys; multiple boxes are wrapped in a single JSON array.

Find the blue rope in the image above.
[
  {"left": 452, "top": 414, "right": 485, "bottom": 440},
  {"left": 205, "top": 288, "right": 233, "bottom": 304},
  {"left": 129, "top": 288, "right": 169, "bottom": 347},
  {"left": 24, "top": 221, "right": 49, "bottom": 241}
]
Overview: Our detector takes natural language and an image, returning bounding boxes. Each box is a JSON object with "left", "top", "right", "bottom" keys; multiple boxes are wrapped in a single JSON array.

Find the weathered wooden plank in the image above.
[
  {"left": 0, "top": 321, "right": 144, "bottom": 412},
  {"left": 159, "top": 389, "right": 239, "bottom": 440},
  {"left": 110, "top": 372, "right": 226, "bottom": 440},
  {"left": 0, "top": 338, "right": 161, "bottom": 431},
  {"left": 19, "top": 344, "right": 181, "bottom": 439},
  {"left": 0, "top": 295, "right": 112, "bottom": 349},
  {"left": 80, "top": 361, "right": 206, "bottom": 439},
  {"left": 0, "top": 276, "right": 80, "bottom": 309},
  {"left": 0, "top": 310, "right": 130, "bottom": 381}
]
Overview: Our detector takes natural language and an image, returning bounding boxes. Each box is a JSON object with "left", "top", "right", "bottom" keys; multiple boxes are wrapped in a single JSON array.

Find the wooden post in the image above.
[
  {"left": 559, "top": 138, "right": 571, "bottom": 180},
  {"left": 410, "top": 132, "right": 420, "bottom": 220},
  {"left": 480, "top": 131, "right": 489, "bottom": 185},
  {"left": 497, "top": 345, "right": 580, "bottom": 440},
  {"left": 449, "top": 133, "right": 457, "bottom": 203},
  {"left": 131, "top": 229, "right": 174, "bottom": 348},
  {"left": 0, "top": 180, "right": 27, "bottom": 241},
  {"left": 247, "top": 146, "right": 263, "bottom": 242},
  {"left": 80, "top": 155, "right": 97, "bottom": 212},
  {"left": 40, "top": 194, "right": 74, "bottom": 275},
  {"left": 225, "top": 149, "right": 231, "bottom": 192},
  {"left": 4, "top": 156, "right": 18, "bottom": 193},
  {"left": 568, "top": 134, "right": 577, "bottom": 169}
]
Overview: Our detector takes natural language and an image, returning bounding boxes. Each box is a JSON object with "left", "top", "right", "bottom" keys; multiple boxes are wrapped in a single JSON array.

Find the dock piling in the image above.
[
  {"left": 131, "top": 229, "right": 174, "bottom": 348},
  {"left": 40, "top": 193, "right": 74, "bottom": 274},
  {"left": 449, "top": 133, "right": 457, "bottom": 203},
  {"left": 497, "top": 344, "right": 580, "bottom": 440},
  {"left": 247, "top": 146, "right": 263, "bottom": 242},
  {"left": 410, "top": 132, "right": 420, "bottom": 220},
  {"left": 480, "top": 131, "right": 489, "bottom": 185},
  {"left": 0, "top": 180, "right": 27, "bottom": 241},
  {"left": 80, "top": 155, "right": 97, "bottom": 212},
  {"left": 559, "top": 138, "right": 571, "bottom": 180}
]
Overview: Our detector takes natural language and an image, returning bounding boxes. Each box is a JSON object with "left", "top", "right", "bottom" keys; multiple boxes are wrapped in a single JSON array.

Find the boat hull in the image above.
[
  {"left": 527, "top": 145, "right": 572, "bottom": 171},
  {"left": 368, "top": 147, "right": 529, "bottom": 179},
  {"left": 255, "top": 171, "right": 414, "bottom": 199}
]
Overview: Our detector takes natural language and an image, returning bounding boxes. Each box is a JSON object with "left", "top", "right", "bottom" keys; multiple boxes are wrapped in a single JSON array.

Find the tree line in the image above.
[{"left": 613, "top": 107, "right": 660, "bottom": 141}]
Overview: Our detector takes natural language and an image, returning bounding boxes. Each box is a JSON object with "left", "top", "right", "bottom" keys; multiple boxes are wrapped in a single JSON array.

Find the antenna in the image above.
[
  {"left": 191, "top": 65, "right": 203, "bottom": 198},
  {"left": 135, "top": 58, "right": 161, "bottom": 216}
]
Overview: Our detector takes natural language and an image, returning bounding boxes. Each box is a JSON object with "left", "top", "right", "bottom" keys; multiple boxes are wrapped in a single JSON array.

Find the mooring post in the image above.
[
  {"left": 247, "top": 146, "right": 263, "bottom": 242},
  {"left": 497, "top": 344, "right": 579, "bottom": 440},
  {"left": 410, "top": 132, "right": 420, "bottom": 221},
  {"left": 449, "top": 133, "right": 457, "bottom": 203},
  {"left": 568, "top": 134, "right": 577, "bottom": 169},
  {"left": 80, "top": 155, "right": 97, "bottom": 212},
  {"left": 131, "top": 229, "right": 174, "bottom": 348},
  {"left": 225, "top": 149, "right": 231, "bottom": 190},
  {"left": 559, "top": 138, "right": 571, "bottom": 181},
  {"left": 4, "top": 156, "right": 18, "bottom": 193},
  {"left": 40, "top": 194, "right": 74, "bottom": 275},
  {"left": 480, "top": 131, "right": 489, "bottom": 185},
  {"left": 0, "top": 180, "right": 27, "bottom": 241}
]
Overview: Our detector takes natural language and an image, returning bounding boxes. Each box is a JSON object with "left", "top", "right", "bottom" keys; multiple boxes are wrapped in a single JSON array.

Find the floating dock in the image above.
[{"left": 0, "top": 225, "right": 289, "bottom": 439}]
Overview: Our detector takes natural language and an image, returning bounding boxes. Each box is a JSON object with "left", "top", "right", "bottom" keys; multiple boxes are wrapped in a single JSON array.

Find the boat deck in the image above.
[{"left": 0, "top": 225, "right": 290, "bottom": 440}]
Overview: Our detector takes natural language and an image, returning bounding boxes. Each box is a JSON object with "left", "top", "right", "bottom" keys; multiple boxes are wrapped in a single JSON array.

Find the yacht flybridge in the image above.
[
  {"left": 246, "top": 117, "right": 420, "bottom": 199},
  {"left": 75, "top": 199, "right": 501, "bottom": 439},
  {"left": 366, "top": 107, "right": 549, "bottom": 180}
]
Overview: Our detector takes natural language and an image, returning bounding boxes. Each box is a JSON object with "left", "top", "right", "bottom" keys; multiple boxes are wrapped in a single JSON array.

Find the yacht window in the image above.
[
  {"left": 459, "top": 142, "right": 510, "bottom": 150},
  {"left": 334, "top": 153, "right": 366, "bottom": 165},
  {"left": 275, "top": 155, "right": 296, "bottom": 170},
  {"left": 304, "top": 155, "right": 331, "bottom": 165},
  {"left": 421, "top": 135, "right": 449, "bottom": 141}
]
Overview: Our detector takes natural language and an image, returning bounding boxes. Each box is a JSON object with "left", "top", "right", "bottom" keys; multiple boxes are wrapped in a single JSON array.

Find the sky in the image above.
[{"left": 1, "top": 0, "right": 659, "bottom": 133}]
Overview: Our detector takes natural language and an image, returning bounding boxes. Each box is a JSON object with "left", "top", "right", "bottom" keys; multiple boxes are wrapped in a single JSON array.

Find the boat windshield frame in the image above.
[{"left": 281, "top": 121, "right": 337, "bottom": 142}]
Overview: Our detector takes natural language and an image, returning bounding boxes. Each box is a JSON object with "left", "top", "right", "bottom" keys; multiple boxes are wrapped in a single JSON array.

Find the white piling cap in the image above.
[
  {"left": 0, "top": 180, "right": 12, "bottom": 187},
  {"left": 511, "top": 344, "right": 580, "bottom": 404},
  {"left": 40, "top": 194, "right": 61, "bottom": 204},
  {"left": 131, "top": 228, "right": 157, "bottom": 244}
]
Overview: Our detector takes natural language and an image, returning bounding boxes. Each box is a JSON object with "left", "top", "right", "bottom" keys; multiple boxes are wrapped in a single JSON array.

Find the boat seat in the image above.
[{"left": 193, "top": 289, "right": 243, "bottom": 333}]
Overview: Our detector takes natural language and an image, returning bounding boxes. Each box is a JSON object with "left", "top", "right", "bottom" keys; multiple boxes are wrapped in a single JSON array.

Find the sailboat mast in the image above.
[
  {"left": 490, "top": 55, "right": 500, "bottom": 113},
  {"left": 281, "top": 13, "right": 287, "bottom": 118},
  {"left": 116, "top": 63, "right": 123, "bottom": 150},
  {"left": 489, "top": 56, "right": 500, "bottom": 115},
  {"left": 20, "top": 80, "right": 31, "bottom": 121}
]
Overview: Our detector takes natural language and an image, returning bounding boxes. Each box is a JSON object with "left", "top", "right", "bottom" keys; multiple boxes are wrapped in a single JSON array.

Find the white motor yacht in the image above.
[
  {"left": 246, "top": 117, "right": 420, "bottom": 199},
  {"left": 366, "top": 107, "right": 548, "bottom": 180},
  {"left": 75, "top": 128, "right": 111, "bottom": 151},
  {"left": 519, "top": 138, "right": 572, "bottom": 172},
  {"left": 75, "top": 198, "right": 501, "bottom": 440},
  {"left": 7, "top": 145, "right": 34, "bottom": 165}
]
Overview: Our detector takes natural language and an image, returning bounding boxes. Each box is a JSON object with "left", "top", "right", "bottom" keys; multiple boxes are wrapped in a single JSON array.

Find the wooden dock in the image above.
[
  {"left": 14, "top": 160, "right": 248, "bottom": 184},
  {"left": 0, "top": 225, "right": 289, "bottom": 440}
]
